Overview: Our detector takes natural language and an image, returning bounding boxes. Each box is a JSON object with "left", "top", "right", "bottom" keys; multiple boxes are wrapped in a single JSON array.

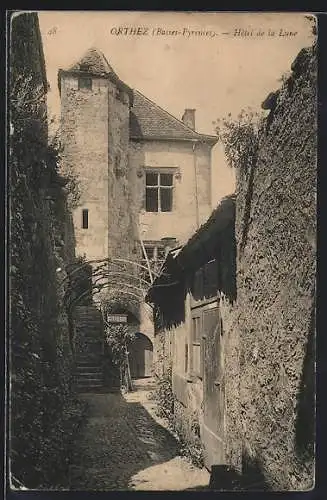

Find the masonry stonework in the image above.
[
  {"left": 227, "top": 45, "right": 316, "bottom": 489},
  {"left": 147, "top": 44, "right": 316, "bottom": 491},
  {"left": 60, "top": 75, "right": 111, "bottom": 260}
]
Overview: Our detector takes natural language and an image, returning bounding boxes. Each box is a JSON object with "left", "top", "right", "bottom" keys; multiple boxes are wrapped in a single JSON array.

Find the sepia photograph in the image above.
[{"left": 8, "top": 10, "right": 317, "bottom": 491}]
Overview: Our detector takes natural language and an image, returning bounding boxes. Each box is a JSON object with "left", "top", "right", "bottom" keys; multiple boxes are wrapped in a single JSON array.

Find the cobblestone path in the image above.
[{"left": 68, "top": 378, "right": 210, "bottom": 491}]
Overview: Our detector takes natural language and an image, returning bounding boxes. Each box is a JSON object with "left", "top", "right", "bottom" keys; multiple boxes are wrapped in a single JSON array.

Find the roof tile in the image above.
[{"left": 130, "top": 90, "right": 217, "bottom": 143}]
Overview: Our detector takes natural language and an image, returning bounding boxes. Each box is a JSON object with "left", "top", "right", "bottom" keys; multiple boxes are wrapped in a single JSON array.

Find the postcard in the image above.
[{"left": 8, "top": 10, "right": 317, "bottom": 492}]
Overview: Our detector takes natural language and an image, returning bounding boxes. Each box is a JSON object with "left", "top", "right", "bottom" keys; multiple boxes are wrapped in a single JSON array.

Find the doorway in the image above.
[
  {"left": 201, "top": 305, "right": 225, "bottom": 469},
  {"left": 128, "top": 332, "right": 153, "bottom": 378}
]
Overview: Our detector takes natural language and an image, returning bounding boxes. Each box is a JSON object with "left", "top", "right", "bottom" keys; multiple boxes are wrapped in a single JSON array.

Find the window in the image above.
[
  {"left": 191, "top": 315, "right": 202, "bottom": 378},
  {"left": 116, "top": 87, "right": 124, "bottom": 102},
  {"left": 185, "top": 343, "right": 189, "bottom": 374},
  {"left": 82, "top": 209, "right": 89, "bottom": 229},
  {"left": 145, "top": 172, "right": 173, "bottom": 212},
  {"left": 78, "top": 76, "right": 92, "bottom": 90}
]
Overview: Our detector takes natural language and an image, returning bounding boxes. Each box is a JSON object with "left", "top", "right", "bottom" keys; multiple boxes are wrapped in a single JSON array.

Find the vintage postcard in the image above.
[{"left": 8, "top": 10, "right": 317, "bottom": 492}]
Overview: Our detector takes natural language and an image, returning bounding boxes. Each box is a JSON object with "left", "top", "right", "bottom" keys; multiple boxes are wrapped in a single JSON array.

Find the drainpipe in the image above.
[{"left": 193, "top": 141, "right": 200, "bottom": 229}]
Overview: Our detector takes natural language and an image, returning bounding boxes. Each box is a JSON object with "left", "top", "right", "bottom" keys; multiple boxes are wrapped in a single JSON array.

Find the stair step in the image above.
[
  {"left": 75, "top": 358, "right": 102, "bottom": 363},
  {"left": 76, "top": 384, "right": 103, "bottom": 390},
  {"left": 76, "top": 365, "right": 102, "bottom": 371},
  {"left": 76, "top": 378, "right": 103, "bottom": 384},
  {"left": 76, "top": 372, "right": 102, "bottom": 376},
  {"left": 76, "top": 378, "right": 103, "bottom": 385},
  {"left": 76, "top": 371, "right": 102, "bottom": 377}
]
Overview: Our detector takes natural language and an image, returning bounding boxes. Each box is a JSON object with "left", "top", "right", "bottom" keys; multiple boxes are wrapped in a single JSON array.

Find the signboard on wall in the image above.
[{"left": 107, "top": 314, "right": 128, "bottom": 323}]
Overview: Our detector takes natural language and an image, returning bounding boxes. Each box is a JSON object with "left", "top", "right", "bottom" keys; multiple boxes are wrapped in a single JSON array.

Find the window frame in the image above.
[
  {"left": 82, "top": 208, "right": 89, "bottom": 229},
  {"left": 191, "top": 313, "right": 202, "bottom": 379},
  {"left": 144, "top": 169, "right": 175, "bottom": 213}
]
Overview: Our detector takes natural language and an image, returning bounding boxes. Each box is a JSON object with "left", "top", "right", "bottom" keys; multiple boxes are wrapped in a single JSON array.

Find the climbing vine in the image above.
[
  {"left": 104, "top": 322, "right": 136, "bottom": 391},
  {"left": 214, "top": 108, "right": 265, "bottom": 253},
  {"left": 10, "top": 64, "right": 85, "bottom": 489},
  {"left": 213, "top": 107, "right": 263, "bottom": 173}
]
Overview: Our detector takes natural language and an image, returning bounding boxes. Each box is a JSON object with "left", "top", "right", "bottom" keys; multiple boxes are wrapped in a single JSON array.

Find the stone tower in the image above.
[{"left": 58, "top": 48, "right": 136, "bottom": 263}]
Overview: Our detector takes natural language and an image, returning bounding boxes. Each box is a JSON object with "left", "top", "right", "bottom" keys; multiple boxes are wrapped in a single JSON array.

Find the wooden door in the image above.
[
  {"left": 129, "top": 333, "right": 153, "bottom": 378},
  {"left": 202, "top": 305, "right": 225, "bottom": 469}
]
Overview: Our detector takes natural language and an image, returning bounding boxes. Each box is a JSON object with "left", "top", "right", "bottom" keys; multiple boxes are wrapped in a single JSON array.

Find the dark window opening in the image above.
[
  {"left": 185, "top": 344, "right": 189, "bottom": 373},
  {"left": 161, "top": 173, "right": 173, "bottom": 186},
  {"left": 116, "top": 87, "right": 124, "bottom": 102},
  {"left": 78, "top": 77, "right": 92, "bottom": 90},
  {"left": 145, "top": 171, "right": 173, "bottom": 212},
  {"left": 191, "top": 315, "right": 202, "bottom": 377},
  {"left": 146, "top": 173, "right": 158, "bottom": 186},
  {"left": 144, "top": 245, "right": 155, "bottom": 261},
  {"left": 192, "top": 316, "right": 201, "bottom": 344},
  {"left": 82, "top": 209, "right": 89, "bottom": 229},
  {"left": 161, "top": 188, "right": 173, "bottom": 212},
  {"left": 145, "top": 188, "right": 158, "bottom": 212}
]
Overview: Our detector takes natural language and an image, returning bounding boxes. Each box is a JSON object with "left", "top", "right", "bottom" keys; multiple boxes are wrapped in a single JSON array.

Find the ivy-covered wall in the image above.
[
  {"left": 10, "top": 12, "right": 84, "bottom": 489},
  {"left": 229, "top": 45, "right": 317, "bottom": 490}
]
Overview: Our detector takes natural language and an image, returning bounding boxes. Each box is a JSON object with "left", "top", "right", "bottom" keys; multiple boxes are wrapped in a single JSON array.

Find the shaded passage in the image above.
[{"left": 69, "top": 378, "right": 210, "bottom": 490}]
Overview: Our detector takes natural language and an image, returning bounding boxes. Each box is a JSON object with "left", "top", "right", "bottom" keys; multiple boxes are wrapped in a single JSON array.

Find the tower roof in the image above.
[
  {"left": 58, "top": 47, "right": 133, "bottom": 102},
  {"left": 66, "top": 47, "right": 117, "bottom": 77}
]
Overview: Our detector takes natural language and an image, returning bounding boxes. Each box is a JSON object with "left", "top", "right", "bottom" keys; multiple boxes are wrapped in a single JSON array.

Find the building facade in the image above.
[
  {"left": 146, "top": 194, "right": 236, "bottom": 473},
  {"left": 58, "top": 48, "right": 217, "bottom": 376}
]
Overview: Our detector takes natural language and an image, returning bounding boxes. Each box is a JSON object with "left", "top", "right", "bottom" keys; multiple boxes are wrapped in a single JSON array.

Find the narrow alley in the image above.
[{"left": 68, "top": 378, "right": 210, "bottom": 491}]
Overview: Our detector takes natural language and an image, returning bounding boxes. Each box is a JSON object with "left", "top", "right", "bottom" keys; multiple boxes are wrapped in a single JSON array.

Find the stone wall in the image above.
[
  {"left": 107, "top": 85, "right": 137, "bottom": 262},
  {"left": 60, "top": 74, "right": 137, "bottom": 263},
  {"left": 229, "top": 45, "right": 317, "bottom": 490},
  {"left": 60, "top": 75, "right": 110, "bottom": 260}
]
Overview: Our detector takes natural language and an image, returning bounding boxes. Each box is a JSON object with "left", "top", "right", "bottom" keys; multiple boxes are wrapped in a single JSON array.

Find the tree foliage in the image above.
[{"left": 213, "top": 108, "right": 264, "bottom": 172}]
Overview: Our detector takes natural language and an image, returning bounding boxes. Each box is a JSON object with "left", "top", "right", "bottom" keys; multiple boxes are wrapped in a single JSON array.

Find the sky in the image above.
[{"left": 38, "top": 11, "right": 315, "bottom": 206}]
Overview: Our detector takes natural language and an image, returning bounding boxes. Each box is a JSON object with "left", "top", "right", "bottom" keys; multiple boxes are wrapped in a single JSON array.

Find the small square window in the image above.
[
  {"left": 78, "top": 77, "right": 92, "bottom": 90},
  {"left": 146, "top": 173, "right": 158, "bottom": 186},
  {"left": 161, "top": 173, "right": 173, "bottom": 186}
]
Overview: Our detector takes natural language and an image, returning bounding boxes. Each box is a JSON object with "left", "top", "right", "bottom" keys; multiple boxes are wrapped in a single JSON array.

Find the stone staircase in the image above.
[{"left": 73, "top": 305, "right": 105, "bottom": 392}]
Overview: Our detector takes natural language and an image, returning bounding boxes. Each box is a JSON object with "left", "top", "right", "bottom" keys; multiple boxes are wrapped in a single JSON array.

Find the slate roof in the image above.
[
  {"left": 66, "top": 48, "right": 117, "bottom": 78},
  {"left": 58, "top": 48, "right": 133, "bottom": 100},
  {"left": 59, "top": 48, "right": 218, "bottom": 144},
  {"left": 130, "top": 90, "right": 218, "bottom": 144}
]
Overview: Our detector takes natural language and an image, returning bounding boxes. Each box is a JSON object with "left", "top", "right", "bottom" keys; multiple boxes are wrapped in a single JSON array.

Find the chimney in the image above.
[{"left": 182, "top": 109, "right": 196, "bottom": 130}]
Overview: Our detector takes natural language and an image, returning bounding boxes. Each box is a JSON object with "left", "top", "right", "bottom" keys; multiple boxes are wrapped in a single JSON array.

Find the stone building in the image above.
[
  {"left": 58, "top": 48, "right": 217, "bottom": 379},
  {"left": 146, "top": 44, "right": 316, "bottom": 490},
  {"left": 146, "top": 194, "right": 236, "bottom": 472}
]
